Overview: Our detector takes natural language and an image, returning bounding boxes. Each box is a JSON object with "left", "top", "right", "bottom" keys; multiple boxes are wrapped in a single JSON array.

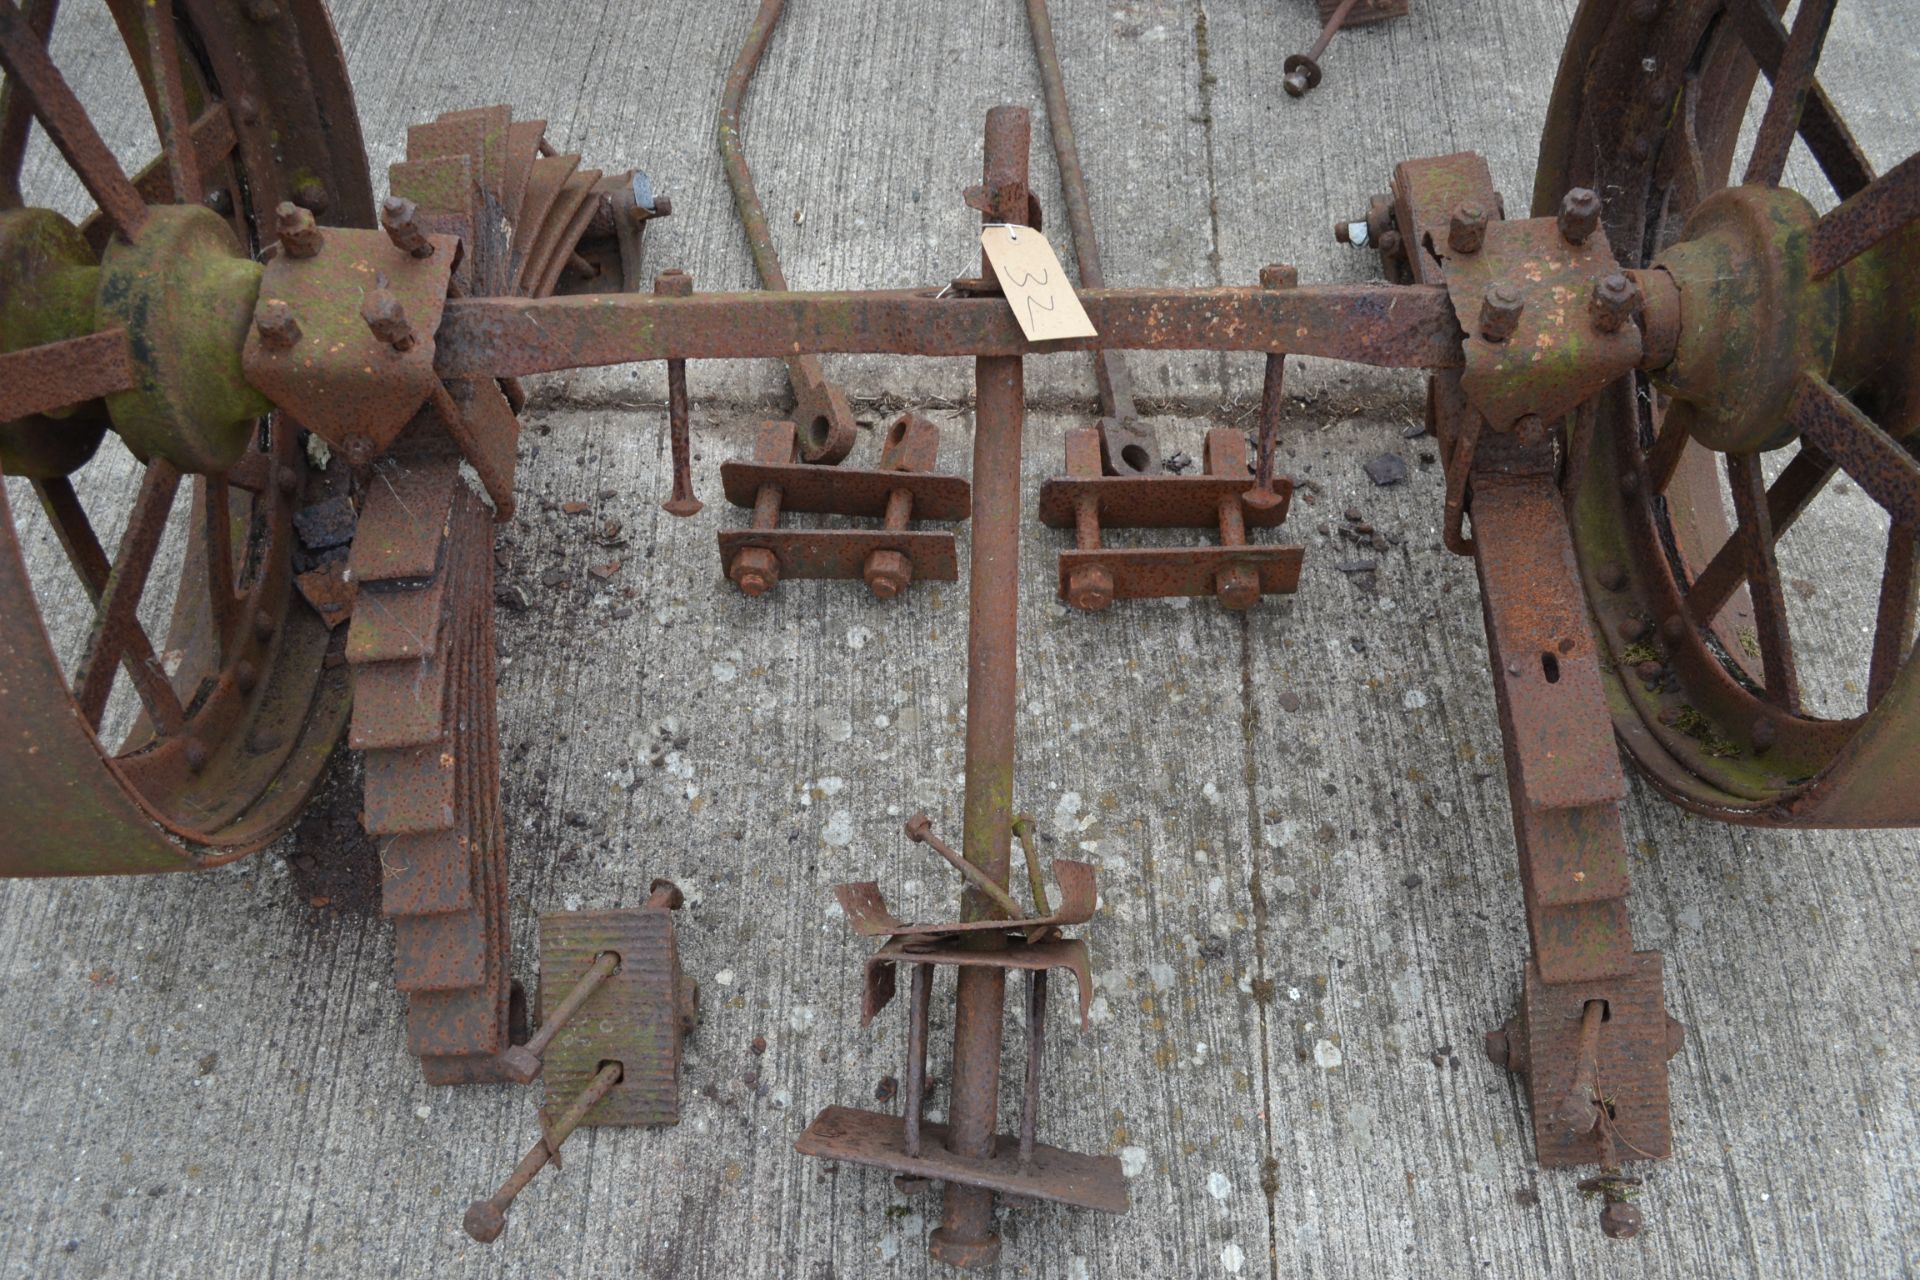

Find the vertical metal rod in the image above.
[
  {"left": 1254, "top": 264, "right": 1297, "bottom": 498},
  {"left": 1019, "top": 969, "right": 1048, "bottom": 1168},
  {"left": 929, "top": 104, "right": 1029, "bottom": 1273},
  {"left": 656, "top": 269, "right": 702, "bottom": 517},
  {"left": 1024, "top": 0, "right": 1132, "bottom": 423},
  {"left": 904, "top": 962, "right": 932, "bottom": 1158}
]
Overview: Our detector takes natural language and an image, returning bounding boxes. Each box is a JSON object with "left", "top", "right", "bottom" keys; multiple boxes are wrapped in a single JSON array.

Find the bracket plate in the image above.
[
  {"left": 1518, "top": 951, "right": 1678, "bottom": 1167},
  {"left": 538, "top": 908, "right": 693, "bottom": 1127}
]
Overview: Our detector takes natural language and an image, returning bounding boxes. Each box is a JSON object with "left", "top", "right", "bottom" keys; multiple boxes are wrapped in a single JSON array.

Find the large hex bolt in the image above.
[
  {"left": 379, "top": 195, "right": 434, "bottom": 258},
  {"left": 361, "top": 288, "right": 416, "bottom": 352},
  {"left": 864, "top": 413, "right": 942, "bottom": 599},
  {"left": 275, "top": 201, "right": 322, "bottom": 258},
  {"left": 1589, "top": 271, "right": 1644, "bottom": 334},
  {"left": 254, "top": 299, "right": 301, "bottom": 350},
  {"left": 1448, "top": 203, "right": 1487, "bottom": 255},
  {"left": 1557, "top": 188, "right": 1603, "bottom": 245},
  {"left": 729, "top": 485, "right": 782, "bottom": 597},
  {"left": 1479, "top": 284, "right": 1525, "bottom": 343}
]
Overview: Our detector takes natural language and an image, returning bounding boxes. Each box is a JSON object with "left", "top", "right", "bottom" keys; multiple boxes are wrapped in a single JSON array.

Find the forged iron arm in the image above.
[{"left": 430, "top": 283, "right": 1465, "bottom": 379}]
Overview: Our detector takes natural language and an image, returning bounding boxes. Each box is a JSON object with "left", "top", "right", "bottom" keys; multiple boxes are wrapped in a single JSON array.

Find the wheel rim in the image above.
[
  {"left": 0, "top": 0, "right": 369, "bottom": 873},
  {"left": 1540, "top": 0, "right": 1920, "bottom": 824}
]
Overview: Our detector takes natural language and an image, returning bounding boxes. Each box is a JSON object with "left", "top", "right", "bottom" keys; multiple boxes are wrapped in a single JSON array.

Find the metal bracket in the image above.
[
  {"left": 717, "top": 414, "right": 969, "bottom": 598},
  {"left": 1042, "top": 425, "right": 1300, "bottom": 610}
]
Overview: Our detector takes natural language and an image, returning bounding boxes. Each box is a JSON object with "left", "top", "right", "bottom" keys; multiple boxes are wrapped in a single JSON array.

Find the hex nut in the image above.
[
  {"left": 1448, "top": 203, "right": 1487, "bottom": 255},
  {"left": 255, "top": 299, "right": 301, "bottom": 350},
  {"left": 1590, "top": 271, "right": 1643, "bottom": 334},
  {"left": 1479, "top": 283, "right": 1525, "bottom": 343},
  {"left": 1558, "top": 188, "right": 1603, "bottom": 245}
]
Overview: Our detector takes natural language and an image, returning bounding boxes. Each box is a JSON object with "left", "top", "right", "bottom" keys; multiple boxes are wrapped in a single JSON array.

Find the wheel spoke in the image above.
[
  {"left": 0, "top": 0, "right": 53, "bottom": 209},
  {"left": 32, "top": 476, "right": 185, "bottom": 731},
  {"left": 71, "top": 459, "right": 185, "bottom": 732},
  {"left": 1868, "top": 524, "right": 1917, "bottom": 709},
  {"left": 201, "top": 475, "right": 234, "bottom": 658},
  {"left": 1725, "top": 451, "right": 1800, "bottom": 709},
  {"left": 79, "top": 103, "right": 234, "bottom": 251},
  {"left": 1792, "top": 372, "right": 1920, "bottom": 526},
  {"left": 138, "top": 0, "right": 196, "bottom": 204},
  {"left": 0, "top": 0, "right": 148, "bottom": 238},
  {"left": 1686, "top": 443, "right": 1835, "bottom": 626},
  {"left": 1725, "top": 0, "right": 1874, "bottom": 199},
  {"left": 1644, "top": 399, "right": 1693, "bottom": 495},
  {"left": 1742, "top": 0, "right": 1838, "bottom": 189},
  {"left": 1809, "top": 150, "right": 1920, "bottom": 281},
  {"left": 0, "top": 329, "right": 134, "bottom": 420}
]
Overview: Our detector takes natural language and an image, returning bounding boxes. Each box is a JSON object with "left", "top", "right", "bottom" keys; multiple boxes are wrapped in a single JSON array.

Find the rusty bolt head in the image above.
[
  {"left": 1479, "top": 283, "right": 1525, "bottom": 343},
  {"left": 183, "top": 739, "right": 209, "bottom": 773},
  {"left": 1661, "top": 614, "right": 1687, "bottom": 644},
  {"left": 1635, "top": 659, "right": 1664, "bottom": 683},
  {"left": 729, "top": 546, "right": 780, "bottom": 597},
  {"left": 1377, "top": 228, "right": 1404, "bottom": 258},
  {"left": 1618, "top": 616, "right": 1650, "bottom": 642},
  {"left": 1597, "top": 563, "right": 1628, "bottom": 592},
  {"left": 379, "top": 195, "right": 433, "bottom": 258},
  {"left": 1067, "top": 564, "right": 1114, "bottom": 612},
  {"left": 234, "top": 659, "right": 259, "bottom": 693},
  {"left": 204, "top": 187, "right": 233, "bottom": 217},
  {"left": 361, "top": 289, "right": 416, "bottom": 352},
  {"left": 1751, "top": 716, "right": 1777, "bottom": 754},
  {"left": 1599, "top": 1201, "right": 1645, "bottom": 1239},
  {"left": 254, "top": 299, "right": 301, "bottom": 350},
  {"left": 252, "top": 608, "right": 276, "bottom": 641},
  {"left": 653, "top": 268, "right": 694, "bottom": 298},
  {"left": 864, "top": 548, "right": 912, "bottom": 600},
  {"left": 275, "top": 201, "right": 321, "bottom": 258},
  {"left": 463, "top": 1200, "right": 507, "bottom": 1244},
  {"left": 1259, "top": 263, "right": 1299, "bottom": 290},
  {"left": 903, "top": 813, "right": 933, "bottom": 844},
  {"left": 1558, "top": 188, "right": 1603, "bottom": 245},
  {"left": 1448, "top": 203, "right": 1488, "bottom": 255},
  {"left": 1215, "top": 565, "right": 1261, "bottom": 611},
  {"left": 496, "top": 1045, "right": 542, "bottom": 1085},
  {"left": 1590, "top": 272, "right": 1643, "bottom": 334},
  {"left": 275, "top": 464, "right": 299, "bottom": 495}
]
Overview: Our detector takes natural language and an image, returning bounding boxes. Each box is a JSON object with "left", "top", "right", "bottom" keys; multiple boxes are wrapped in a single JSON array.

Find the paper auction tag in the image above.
[{"left": 979, "top": 225, "right": 1098, "bottom": 342}]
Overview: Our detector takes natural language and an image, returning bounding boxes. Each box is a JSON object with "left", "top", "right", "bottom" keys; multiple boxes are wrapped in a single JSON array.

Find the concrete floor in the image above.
[{"left": 2, "top": 1, "right": 1919, "bottom": 1278}]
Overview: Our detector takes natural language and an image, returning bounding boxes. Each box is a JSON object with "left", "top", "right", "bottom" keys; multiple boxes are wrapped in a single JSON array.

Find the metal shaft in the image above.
[
  {"left": 1305, "top": 0, "right": 1360, "bottom": 61},
  {"left": 1024, "top": 0, "right": 1133, "bottom": 423},
  {"left": 462, "top": 1060, "right": 622, "bottom": 1243},
  {"left": 718, "top": 0, "right": 855, "bottom": 463},
  {"left": 903, "top": 961, "right": 932, "bottom": 1158},
  {"left": 656, "top": 270, "right": 702, "bottom": 517},
  {"left": 929, "top": 104, "right": 1029, "bottom": 1273},
  {"left": 1254, "top": 264, "right": 1298, "bottom": 499}
]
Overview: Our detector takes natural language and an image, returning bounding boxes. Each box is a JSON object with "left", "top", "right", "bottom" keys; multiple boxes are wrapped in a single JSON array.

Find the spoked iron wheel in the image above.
[
  {"left": 0, "top": 0, "right": 371, "bottom": 873},
  {"left": 1542, "top": 0, "right": 1920, "bottom": 824}
]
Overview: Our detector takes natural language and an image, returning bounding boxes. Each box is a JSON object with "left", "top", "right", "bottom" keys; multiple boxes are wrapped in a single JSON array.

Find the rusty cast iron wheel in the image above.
[
  {"left": 0, "top": 0, "right": 372, "bottom": 874},
  {"left": 1539, "top": 0, "right": 1920, "bottom": 826}
]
